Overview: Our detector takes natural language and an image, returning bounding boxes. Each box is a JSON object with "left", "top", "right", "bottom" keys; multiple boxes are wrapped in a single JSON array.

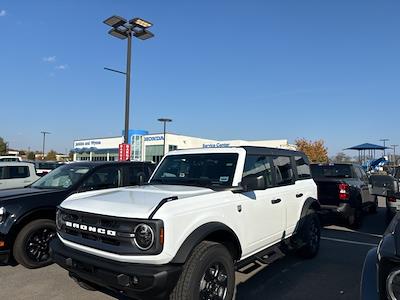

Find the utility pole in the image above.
[
  {"left": 158, "top": 118, "right": 172, "bottom": 157},
  {"left": 41, "top": 131, "right": 51, "bottom": 160},
  {"left": 392, "top": 145, "right": 399, "bottom": 165},
  {"left": 380, "top": 138, "right": 389, "bottom": 156}
]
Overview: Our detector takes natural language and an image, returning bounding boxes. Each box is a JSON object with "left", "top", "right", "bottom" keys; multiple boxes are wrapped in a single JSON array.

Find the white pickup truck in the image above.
[
  {"left": 51, "top": 146, "right": 320, "bottom": 300},
  {"left": 0, "top": 162, "right": 39, "bottom": 189}
]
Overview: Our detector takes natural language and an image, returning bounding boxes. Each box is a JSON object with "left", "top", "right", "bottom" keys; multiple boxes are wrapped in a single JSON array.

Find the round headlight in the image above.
[
  {"left": 134, "top": 224, "right": 154, "bottom": 251},
  {"left": 387, "top": 269, "right": 400, "bottom": 299}
]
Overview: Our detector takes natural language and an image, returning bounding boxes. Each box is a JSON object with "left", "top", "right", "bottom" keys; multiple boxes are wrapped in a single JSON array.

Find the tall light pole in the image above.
[
  {"left": 392, "top": 145, "right": 399, "bottom": 165},
  {"left": 380, "top": 138, "right": 389, "bottom": 156},
  {"left": 103, "top": 16, "right": 154, "bottom": 144},
  {"left": 41, "top": 131, "right": 51, "bottom": 160},
  {"left": 158, "top": 118, "right": 172, "bottom": 156}
]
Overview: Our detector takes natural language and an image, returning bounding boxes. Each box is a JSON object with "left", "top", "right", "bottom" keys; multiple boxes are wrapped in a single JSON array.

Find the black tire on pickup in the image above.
[
  {"left": 348, "top": 203, "right": 363, "bottom": 229},
  {"left": 170, "top": 241, "right": 235, "bottom": 300},
  {"left": 13, "top": 219, "right": 56, "bottom": 269},
  {"left": 296, "top": 209, "right": 321, "bottom": 259},
  {"left": 369, "top": 196, "right": 378, "bottom": 214}
]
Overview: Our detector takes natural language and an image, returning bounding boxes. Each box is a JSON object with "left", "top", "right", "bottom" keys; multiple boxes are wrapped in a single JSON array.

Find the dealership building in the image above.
[{"left": 72, "top": 130, "right": 295, "bottom": 163}]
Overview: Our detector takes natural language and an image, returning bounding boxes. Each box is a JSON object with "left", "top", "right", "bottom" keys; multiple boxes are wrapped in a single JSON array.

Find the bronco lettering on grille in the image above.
[{"left": 65, "top": 221, "right": 116, "bottom": 236}]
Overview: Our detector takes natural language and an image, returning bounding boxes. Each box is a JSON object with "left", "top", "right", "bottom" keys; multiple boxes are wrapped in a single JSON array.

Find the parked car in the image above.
[
  {"left": 51, "top": 147, "right": 321, "bottom": 300},
  {"left": 0, "top": 161, "right": 155, "bottom": 268},
  {"left": 310, "top": 163, "right": 377, "bottom": 227},
  {"left": 32, "top": 161, "right": 63, "bottom": 176},
  {"left": 369, "top": 174, "right": 400, "bottom": 220},
  {"left": 0, "top": 162, "right": 40, "bottom": 190},
  {"left": 361, "top": 197, "right": 400, "bottom": 300},
  {"left": 0, "top": 156, "right": 22, "bottom": 162}
]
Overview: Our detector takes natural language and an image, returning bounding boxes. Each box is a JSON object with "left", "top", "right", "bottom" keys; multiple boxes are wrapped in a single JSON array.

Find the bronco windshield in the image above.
[
  {"left": 150, "top": 153, "right": 238, "bottom": 188},
  {"left": 32, "top": 164, "right": 92, "bottom": 189}
]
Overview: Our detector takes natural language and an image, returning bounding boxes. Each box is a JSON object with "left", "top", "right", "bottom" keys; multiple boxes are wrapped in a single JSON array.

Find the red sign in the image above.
[{"left": 118, "top": 143, "right": 131, "bottom": 161}]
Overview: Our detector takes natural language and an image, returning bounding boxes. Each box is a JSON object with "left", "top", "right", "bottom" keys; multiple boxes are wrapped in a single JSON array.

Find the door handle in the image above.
[
  {"left": 271, "top": 198, "right": 281, "bottom": 204},
  {"left": 296, "top": 193, "right": 303, "bottom": 198}
]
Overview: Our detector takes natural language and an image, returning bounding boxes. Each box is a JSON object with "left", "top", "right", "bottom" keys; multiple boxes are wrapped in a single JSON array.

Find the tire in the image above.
[
  {"left": 170, "top": 241, "right": 235, "bottom": 300},
  {"left": 348, "top": 206, "right": 363, "bottom": 229},
  {"left": 13, "top": 219, "right": 56, "bottom": 269},
  {"left": 296, "top": 210, "right": 321, "bottom": 259},
  {"left": 369, "top": 196, "right": 378, "bottom": 214}
]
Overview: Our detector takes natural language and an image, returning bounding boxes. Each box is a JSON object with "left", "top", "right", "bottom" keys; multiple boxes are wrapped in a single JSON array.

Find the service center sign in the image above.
[{"left": 118, "top": 143, "right": 131, "bottom": 161}]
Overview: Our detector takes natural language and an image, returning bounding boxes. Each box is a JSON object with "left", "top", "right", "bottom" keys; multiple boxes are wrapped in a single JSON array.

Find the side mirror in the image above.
[
  {"left": 136, "top": 173, "right": 145, "bottom": 185},
  {"left": 241, "top": 175, "right": 266, "bottom": 191}
]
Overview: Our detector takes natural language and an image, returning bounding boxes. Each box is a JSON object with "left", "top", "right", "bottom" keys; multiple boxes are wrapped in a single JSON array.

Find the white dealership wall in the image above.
[{"left": 72, "top": 133, "right": 295, "bottom": 162}]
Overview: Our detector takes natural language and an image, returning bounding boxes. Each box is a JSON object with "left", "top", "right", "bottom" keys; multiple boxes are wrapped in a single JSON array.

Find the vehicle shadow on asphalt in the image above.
[{"left": 236, "top": 207, "right": 387, "bottom": 300}]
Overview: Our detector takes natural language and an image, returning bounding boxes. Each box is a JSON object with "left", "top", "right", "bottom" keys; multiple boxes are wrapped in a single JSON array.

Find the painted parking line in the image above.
[
  {"left": 321, "top": 237, "right": 378, "bottom": 247},
  {"left": 323, "top": 227, "right": 383, "bottom": 238}
]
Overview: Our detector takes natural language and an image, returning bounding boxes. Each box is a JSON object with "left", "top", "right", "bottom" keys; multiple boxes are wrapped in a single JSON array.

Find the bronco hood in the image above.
[{"left": 60, "top": 184, "right": 214, "bottom": 219}]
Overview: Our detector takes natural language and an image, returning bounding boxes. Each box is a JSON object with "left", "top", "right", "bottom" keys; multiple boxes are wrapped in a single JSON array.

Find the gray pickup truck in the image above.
[{"left": 311, "top": 163, "right": 377, "bottom": 227}]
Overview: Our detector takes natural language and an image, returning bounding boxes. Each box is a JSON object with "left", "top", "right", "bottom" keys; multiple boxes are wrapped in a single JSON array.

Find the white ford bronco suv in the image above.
[{"left": 51, "top": 147, "right": 320, "bottom": 300}]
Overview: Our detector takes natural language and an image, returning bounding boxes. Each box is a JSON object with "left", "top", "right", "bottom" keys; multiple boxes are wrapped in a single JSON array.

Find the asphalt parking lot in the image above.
[{"left": 0, "top": 197, "right": 388, "bottom": 300}]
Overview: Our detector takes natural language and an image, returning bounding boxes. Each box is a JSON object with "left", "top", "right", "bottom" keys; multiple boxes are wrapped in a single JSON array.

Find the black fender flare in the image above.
[
  {"left": 293, "top": 197, "right": 320, "bottom": 235},
  {"left": 170, "top": 222, "right": 242, "bottom": 264}
]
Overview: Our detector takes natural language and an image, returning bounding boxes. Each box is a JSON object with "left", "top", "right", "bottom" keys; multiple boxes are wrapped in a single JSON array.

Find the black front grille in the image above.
[{"left": 57, "top": 208, "right": 163, "bottom": 255}]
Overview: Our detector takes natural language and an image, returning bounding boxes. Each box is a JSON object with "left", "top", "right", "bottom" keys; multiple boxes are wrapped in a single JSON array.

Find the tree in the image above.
[
  {"left": 295, "top": 138, "right": 328, "bottom": 163},
  {"left": 27, "top": 152, "right": 36, "bottom": 160},
  {"left": 331, "top": 152, "right": 352, "bottom": 163},
  {"left": 68, "top": 151, "right": 74, "bottom": 161},
  {"left": 0, "top": 137, "right": 7, "bottom": 155},
  {"left": 45, "top": 150, "right": 57, "bottom": 161}
]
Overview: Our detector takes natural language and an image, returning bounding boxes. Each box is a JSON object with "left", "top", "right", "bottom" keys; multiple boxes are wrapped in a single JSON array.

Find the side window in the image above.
[
  {"left": 272, "top": 156, "right": 294, "bottom": 186},
  {"left": 0, "top": 167, "right": 4, "bottom": 179},
  {"left": 242, "top": 155, "right": 273, "bottom": 188},
  {"left": 294, "top": 156, "right": 311, "bottom": 179},
  {"left": 81, "top": 166, "right": 121, "bottom": 190},
  {"left": 8, "top": 166, "right": 30, "bottom": 179}
]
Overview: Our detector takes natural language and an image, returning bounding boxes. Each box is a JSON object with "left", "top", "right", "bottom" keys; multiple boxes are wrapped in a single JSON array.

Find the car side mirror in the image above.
[
  {"left": 241, "top": 175, "right": 266, "bottom": 191},
  {"left": 136, "top": 173, "right": 145, "bottom": 185}
]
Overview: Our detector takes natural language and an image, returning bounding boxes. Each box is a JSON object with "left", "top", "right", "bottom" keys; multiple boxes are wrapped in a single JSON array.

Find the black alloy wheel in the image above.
[
  {"left": 308, "top": 216, "right": 320, "bottom": 253},
  {"left": 297, "top": 210, "right": 321, "bottom": 258},
  {"left": 200, "top": 262, "right": 229, "bottom": 300},
  {"left": 13, "top": 219, "right": 57, "bottom": 268},
  {"left": 25, "top": 227, "right": 56, "bottom": 263}
]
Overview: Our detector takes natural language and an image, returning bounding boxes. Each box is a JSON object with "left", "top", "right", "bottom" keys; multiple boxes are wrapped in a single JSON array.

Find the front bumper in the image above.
[
  {"left": 50, "top": 238, "right": 182, "bottom": 300},
  {"left": 0, "top": 249, "right": 10, "bottom": 265},
  {"left": 0, "top": 232, "right": 11, "bottom": 264},
  {"left": 360, "top": 247, "right": 379, "bottom": 300}
]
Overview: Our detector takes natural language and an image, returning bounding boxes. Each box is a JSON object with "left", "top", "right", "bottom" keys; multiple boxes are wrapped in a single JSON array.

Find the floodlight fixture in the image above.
[
  {"left": 108, "top": 28, "right": 128, "bottom": 40},
  {"left": 134, "top": 30, "right": 155, "bottom": 40},
  {"left": 104, "top": 15, "right": 127, "bottom": 28},
  {"left": 130, "top": 18, "right": 153, "bottom": 28}
]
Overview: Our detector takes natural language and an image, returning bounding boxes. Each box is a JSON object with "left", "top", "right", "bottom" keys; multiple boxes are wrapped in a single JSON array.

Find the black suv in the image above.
[
  {"left": 0, "top": 161, "right": 154, "bottom": 268},
  {"left": 361, "top": 197, "right": 400, "bottom": 300}
]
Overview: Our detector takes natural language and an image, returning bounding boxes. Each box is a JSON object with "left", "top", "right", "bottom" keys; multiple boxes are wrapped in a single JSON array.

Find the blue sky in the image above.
[{"left": 1, "top": 0, "right": 399, "bottom": 155}]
